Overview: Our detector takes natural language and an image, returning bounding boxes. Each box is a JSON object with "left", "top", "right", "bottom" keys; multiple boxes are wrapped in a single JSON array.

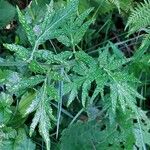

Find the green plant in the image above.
[{"left": 0, "top": 0, "right": 150, "bottom": 150}]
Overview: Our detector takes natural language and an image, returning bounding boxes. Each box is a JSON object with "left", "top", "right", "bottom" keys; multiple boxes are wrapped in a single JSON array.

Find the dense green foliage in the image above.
[{"left": 0, "top": 0, "right": 150, "bottom": 149}]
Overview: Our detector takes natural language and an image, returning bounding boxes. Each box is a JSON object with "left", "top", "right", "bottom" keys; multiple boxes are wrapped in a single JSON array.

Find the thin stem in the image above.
[
  {"left": 49, "top": 40, "right": 57, "bottom": 54},
  {"left": 27, "top": 42, "right": 38, "bottom": 62},
  {"left": 87, "top": 34, "right": 144, "bottom": 54},
  {"left": 56, "top": 67, "right": 64, "bottom": 139},
  {"left": 69, "top": 108, "right": 84, "bottom": 126},
  {"left": 51, "top": 102, "right": 73, "bottom": 118}
]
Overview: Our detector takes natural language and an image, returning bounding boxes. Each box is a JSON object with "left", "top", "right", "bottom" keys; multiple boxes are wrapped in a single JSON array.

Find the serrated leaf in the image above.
[
  {"left": 134, "top": 109, "right": 150, "bottom": 149},
  {"left": 0, "top": 92, "right": 13, "bottom": 125},
  {"left": 27, "top": 81, "right": 55, "bottom": 150},
  {"left": 9, "top": 75, "right": 45, "bottom": 94},
  {"left": 28, "top": 60, "right": 47, "bottom": 74},
  {"left": 29, "top": 109, "right": 41, "bottom": 136},
  {"left": 57, "top": 8, "right": 94, "bottom": 47},
  {"left": 36, "top": 0, "right": 79, "bottom": 45},
  {"left": 110, "top": 81, "right": 144, "bottom": 114},
  {"left": 17, "top": 6, "right": 36, "bottom": 46},
  {"left": 82, "top": 80, "right": 91, "bottom": 107},
  {"left": 47, "top": 85, "right": 58, "bottom": 100},
  {"left": 3, "top": 44, "right": 30, "bottom": 61},
  {"left": 75, "top": 51, "right": 96, "bottom": 67},
  {"left": 67, "top": 85, "right": 78, "bottom": 107}
]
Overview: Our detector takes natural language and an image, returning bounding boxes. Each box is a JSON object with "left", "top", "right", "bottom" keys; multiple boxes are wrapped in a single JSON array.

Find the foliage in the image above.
[
  {"left": 0, "top": 0, "right": 16, "bottom": 29},
  {"left": 0, "top": 0, "right": 150, "bottom": 150},
  {"left": 126, "top": 0, "right": 150, "bottom": 34}
]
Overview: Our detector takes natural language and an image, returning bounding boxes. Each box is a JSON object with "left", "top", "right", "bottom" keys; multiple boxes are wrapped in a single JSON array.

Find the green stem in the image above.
[
  {"left": 69, "top": 108, "right": 84, "bottom": 125},
  {"left": 27, "top": 42, "right": 38, "bottom": 62},
  {"left": 56, "top": 67, "right": 64, "bottom": 139}
]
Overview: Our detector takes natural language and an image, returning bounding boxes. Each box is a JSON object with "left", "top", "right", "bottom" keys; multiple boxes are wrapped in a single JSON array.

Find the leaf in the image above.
[
  {"left": 0, "top": 92, "right": 13, "bottom": 125},
  {"left": 75, "top": 51, "right": 96, "bottom": 67},
  {"left": 47, "top": 85, "right": 58, "bottom": 100},
  {"left": 57, "top": 8, "right": 94, "bottom": 47},
  {"left": 26, "top": 81, "right": 56, "bottom": 150},
  {"left": 0, "top": 127, "right": 35, "bottom": 150},
  {"left": 0, "top": 69, "right": 11, "bottom": 83},
  {"left": 17, "top": 6, "right": 36, "bottom": 46},
  {"left": 126, "top": 0, "right": 150, "bottom": 35},
  {"left": 36, "top": 0, "right": 79, "bottom": 45},
  {"left": 134, "top": 109, "right": 150, "bottom": 149},
  {"left": 0, "top": 1, "right": 16, "bottom": 28},
  {"left": 13, "top": 128, "right": 36, "bottom": 150},
  {"left": 110, "top": 80, "right": 144, "bottom": 114},
  {"left": 28, "top": 60, "right": 47, "bottom": 74},
  {"left": 82, "top": 80, "right": 91, "bottom": 107},
  {"left": 3, "top": 44, "right": 30, "bottom": 61},
  {"left": 8, "top": 75, "right": 45, "bottom": 94},
  {"left": 18, "top": 92, "right": 36, "bottom": 117},
  {"left": 0, "top": 127, "right": 17, "bottom": 149},
  {"left": 60, "top": 119, "right": 135, "bottom": 150},
  {"left": 108, "top": 0, "right": 120, "bottom": 13},
  {"left": 67, "top": 85, "right": 78, "bottom": 107},
  {"left": 98, "top": 46, "right": 130, "bottom": 71}
]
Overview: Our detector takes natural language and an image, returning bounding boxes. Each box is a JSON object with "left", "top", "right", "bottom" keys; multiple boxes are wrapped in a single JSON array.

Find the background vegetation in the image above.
[{"left": 0, "top": 0, "right": 150, "bottom": 149}]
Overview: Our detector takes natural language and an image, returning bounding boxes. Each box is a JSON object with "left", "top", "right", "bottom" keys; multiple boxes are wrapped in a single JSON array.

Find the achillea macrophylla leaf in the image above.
[
  {"left": 110, "top": 81, "right": 144, "bottom": 113},
  {"left": 28, "top": 60, "right": 48, "bottom": 74},
  {"left": 49, "top": 71, "right": 63, "bottom": 81},
  {"left": 17, "top": 6, "right": 36, "bottom": 46},
  {"left": 57, "top": 8, "right": 94, "bottom": 47},
  {"left": 39, "top": 108, "right": 51, "bottom": 150},
  {"left": 25, "top": 90, "right": 42, "bottom": 115},
  {"left": 64, "top": 77, "right": 85, "bottom": 106},
  {"left": 35, "top": 50, "right": 72, "bottom": 65},
  {"left": 3, "top": 44, "right": 30, "bottom": 61},
  {"left": 26, "top": 81, "right": 56, "bottom": 150},
  {"left": 0, "top": 69, "right": 12, "bottom": 83},
  {"left": 34, "top": 50, "right": 54, "bottom": 61},
  {"left": 111, "top": 72, "right": 140, "bottom": 83},
  {"left": 46, "top": 85, "right": 58, "bottom": 100},
  {"left": 134, "top": 109, "right": 150, "bottom": 149},
  {"left": 8, "top": 75, "right": 45, "bottom": 94},
  {"left": 65, "top": 48, "right": 143, "bottom": 111},
  {"left": 75, "top": 51, "right": 96, "bottom": 67},
  {"left": 82, "top": 79, "right": 91, "bottom": 107},
  {"left": 98, "top": 48, "right": 130, "bottom": 71},
  {"left": 90, "top": 73, "right": 107, "bottom": 103},
  {"left": 29, "top": 109, "right": 41, "bottom": 136},
  {"left": 36, "top": 0, "right": 79, "bottom": 45},
  {"left": 0, "top": 92, "right": 13, "bottom": 125},
  {"left": 67, "top": 85, "right": 78, "bottom": 107}
]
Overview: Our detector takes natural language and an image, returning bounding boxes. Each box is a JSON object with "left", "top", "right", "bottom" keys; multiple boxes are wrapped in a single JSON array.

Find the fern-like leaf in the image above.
[
  {"left": 17, "top": 6, "right": 36, "bottom": 46},
  {"left": 57, "top": 8, "right": 94, "bottom": 47},
  {"left": 126, "top": 0, "right": 150, "bottom": 34},
  {"left": 26, "top": 80, "right": 56, "bottom": 150}
]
